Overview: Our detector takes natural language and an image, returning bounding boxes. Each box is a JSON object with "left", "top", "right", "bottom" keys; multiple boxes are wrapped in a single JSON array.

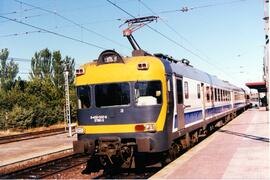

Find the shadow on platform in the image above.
[{"left": 218, "top": 129, "right": 269, "bottom": 143}]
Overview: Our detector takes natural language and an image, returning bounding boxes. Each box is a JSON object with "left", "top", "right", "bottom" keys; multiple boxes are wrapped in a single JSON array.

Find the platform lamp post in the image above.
[{"left": 64, "top": 65, "right": 72, "bottom": 137}]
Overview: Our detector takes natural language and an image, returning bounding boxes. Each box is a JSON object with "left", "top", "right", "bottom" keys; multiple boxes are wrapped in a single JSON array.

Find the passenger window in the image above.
[
  {"left": 218, "top": 89, "right": 221, "bottom": 102},
  {"left": 184, "top": 81, "right": 189, "bottom": 99},
  {"left": 177, "top": 79, "right": 183, "bottom": 104},
  {"left": 215, "top": 88, "right": 218, "bottom": 102},
  {"left": 206, "top": 86, "right": 210, "bottom": 102},
  {"left": 77, "top": 86, "right": 91, "bottom": 109},
  {"left": 211, "top": 87, "right": 214, "bottom": 101},
  {"left": 221, "top": 90, "right": 224, "bottom": 101},
  {"left": 197, "top": 84, "right": 201, "bottom": 99}
]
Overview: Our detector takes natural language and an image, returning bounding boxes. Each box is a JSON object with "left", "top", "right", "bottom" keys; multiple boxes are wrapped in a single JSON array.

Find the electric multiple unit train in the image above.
[{"left": 73, "top": 49, "right": 249, "bottom": 172}]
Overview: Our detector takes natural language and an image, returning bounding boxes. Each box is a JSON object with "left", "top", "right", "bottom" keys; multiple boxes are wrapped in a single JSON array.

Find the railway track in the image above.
[
  {"left": 0, "top": 153, "right": 89, "bottom": 179},
  {"left": 0, "top": 127, "right": 74, "bottom": 144},
  {"left": 0, "top": 123, "right": 233, "bottom": 179},
  {"left": 1, "top": 111, "right": 245, "bottom": 179},
  {"left": 95, "top": 166, "right": 162, "bottom": 179}
]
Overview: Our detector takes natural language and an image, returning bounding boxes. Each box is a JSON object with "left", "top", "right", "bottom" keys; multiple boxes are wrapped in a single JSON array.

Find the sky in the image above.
[{"left": 0, "top": 0, "right": 265, "bottom": 89}]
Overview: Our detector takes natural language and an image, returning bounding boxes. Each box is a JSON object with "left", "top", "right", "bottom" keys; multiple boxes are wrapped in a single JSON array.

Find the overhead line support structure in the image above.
[{"left": 64, "top": 65, "right": 72, "bottom": 137}]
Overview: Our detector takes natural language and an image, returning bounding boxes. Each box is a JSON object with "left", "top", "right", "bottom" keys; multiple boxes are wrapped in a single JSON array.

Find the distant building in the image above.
[{"left": 246, "top": 0, "right": 269, "bottom": 110}]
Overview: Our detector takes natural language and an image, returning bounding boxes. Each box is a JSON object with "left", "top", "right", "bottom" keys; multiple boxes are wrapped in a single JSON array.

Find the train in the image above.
[{"left": 73, "top": 49, "right": 250, "bottom": 173}]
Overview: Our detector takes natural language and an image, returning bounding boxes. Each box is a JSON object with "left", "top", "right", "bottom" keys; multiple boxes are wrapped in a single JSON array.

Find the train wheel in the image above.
[
  {"left": 198, "top": 128, "right": 207, "bottom": 140},
  {"left": 190, "top": 131, "right": 199, "bottom": 146},
  {"left": 169, "top": 143, "right": 181, "bottom": 161}
]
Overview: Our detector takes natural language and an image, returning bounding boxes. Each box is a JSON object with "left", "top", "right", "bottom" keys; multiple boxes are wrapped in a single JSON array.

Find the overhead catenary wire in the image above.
[
  {"left": 189, "top": 0, "right": 247, "bottom": 11},
  {"left": 0, "top": 18, "right": 126, "bottom": 38},
  {"left": 138, "top": 0, "right": 212, "bottom": 59},
  {"left": 139, "top": 0, "right": 188, "bottom": 41},
  {"left": 0, "top": 14, "right": 45, "bottom": 25},
  {"left": 0, "top": 7, "right": 37, "bottom": 16},
  {"left": 106, "top": 0, "right": 212, "bottom": 62},
  {"left": 2, "top": 1, "right": 131, "bottom": 23},
  {"left": 138, "top": 0, "right": 219, "bottom": 71},
  {"left": 7, "top": 57, "right": 81, "bottom": 69},
  {"left": 14, "top": 0, "right": 131, "bottom": 50},
  {"left": 7, "top": 57, "right": 32, "bottom": 62},
  {"left": 0, "top": 15, "right": 107, "bottom": 50},
  {"left": 159, "top": 0, "right": 247, "bottom": 14},
  {"left": 106, "top": 0, "right": 237, "bottom": 81},
  {"left": 0, "top": 30, "right": 43, "bottom": 38}
]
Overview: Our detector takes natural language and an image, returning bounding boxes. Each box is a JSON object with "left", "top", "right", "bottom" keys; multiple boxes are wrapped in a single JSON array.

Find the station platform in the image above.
[
  {"left": 151, "top": 108, "right": 269, "bottom": 179},
  {"left": 0, "top": 133, "right": 76, "bottom": 167}
]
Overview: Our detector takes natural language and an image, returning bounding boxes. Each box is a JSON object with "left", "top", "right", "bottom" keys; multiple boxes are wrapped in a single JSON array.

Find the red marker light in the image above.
[{"left": 135, "top": 124, "right": 145, "bottom": 131}]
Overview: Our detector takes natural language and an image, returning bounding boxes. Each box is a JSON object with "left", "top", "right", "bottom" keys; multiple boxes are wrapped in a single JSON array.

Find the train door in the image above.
[
  {"left": 176, "top": 78, "right": 185, "bottom": 129},
  {"left": 172, "top": 74, "right": 185, "bottom": 132}
]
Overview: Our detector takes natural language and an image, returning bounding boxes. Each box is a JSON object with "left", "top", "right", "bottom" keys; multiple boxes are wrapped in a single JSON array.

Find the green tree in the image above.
[
  {"left": 31, "top": 48, "right": 75, "bottom": 87},
  {"left": 52, "top": 50, "right": 64, "bottom": 89},
  {"left": 0, "top": 48, "right": 19, "bottom": 91},
  {"left": 30, "top": 48, "right": 52, "bottom": 80},
  {"left": 0, "top": 48, "right": 77, "bottom": 131}
]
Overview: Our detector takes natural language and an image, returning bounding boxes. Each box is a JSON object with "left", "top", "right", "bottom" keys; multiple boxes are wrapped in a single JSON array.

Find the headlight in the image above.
[
  {"left": 144, "top": 123, "right": 156, "bottom": 132},
  {"left": 75, "top": 127, "right": 85, "bottom": 134}
]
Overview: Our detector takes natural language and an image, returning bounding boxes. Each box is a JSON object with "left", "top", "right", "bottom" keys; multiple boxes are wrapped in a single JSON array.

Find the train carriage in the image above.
[{"left": 73, "top": 49, "right": 248, "bottom": 172}]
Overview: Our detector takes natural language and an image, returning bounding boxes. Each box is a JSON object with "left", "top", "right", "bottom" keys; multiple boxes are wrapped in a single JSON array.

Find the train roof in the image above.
[
  {"left": 78, "top": 50, "right": 243, "bottom": 92},
  {"left": 155, "top": 53, "right": 242, "bottom": 92}
]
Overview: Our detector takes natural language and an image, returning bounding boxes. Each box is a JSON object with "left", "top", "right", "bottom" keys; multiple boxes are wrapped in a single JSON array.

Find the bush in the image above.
[
  {"left": 0, "top": 110, "right": 7, "bottom": 130},
  {"left": 0, "top": 79, "right": 77, "bottom": 131},
  {"left": 6, "top": 105, "right": 34, "bottom": 129}
]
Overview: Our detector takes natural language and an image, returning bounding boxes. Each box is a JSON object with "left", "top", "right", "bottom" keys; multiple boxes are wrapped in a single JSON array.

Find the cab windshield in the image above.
[
  {"left": 135, "top": 81, "right": 162, "bottom": 106},
  {"left": 95, "top": 82, "right": 130, "bottom": 107},
  {"left": 77, "top": 86, "right": 91, "bottom": 109},
  {"left": 77, "top": 81, "right": 162, "bottom": 109}
]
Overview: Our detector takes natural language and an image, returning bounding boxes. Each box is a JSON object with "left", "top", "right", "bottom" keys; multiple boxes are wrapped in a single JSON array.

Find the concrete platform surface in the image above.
[
  {"left": 151, "top": 108, "right": 269, "bottom": 179},
  {"left": 0, "top": 133, "right": 76, "bottom": 166}
]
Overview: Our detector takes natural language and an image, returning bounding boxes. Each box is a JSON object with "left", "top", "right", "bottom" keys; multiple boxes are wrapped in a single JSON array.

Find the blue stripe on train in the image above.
[
  {"left": 184, "top": 104, "right": 232, "bottom": 125},
  {"left": 205, "top": 104, "right": 232, "bottom": 117},
  {"left": 184, "top": 110, "right": 203, "bottom": 124}
]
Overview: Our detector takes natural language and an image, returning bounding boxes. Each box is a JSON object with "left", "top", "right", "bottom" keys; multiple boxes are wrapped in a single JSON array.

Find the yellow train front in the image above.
[{"left": 73, "top": 50, "right": 169, "bottom": 172}]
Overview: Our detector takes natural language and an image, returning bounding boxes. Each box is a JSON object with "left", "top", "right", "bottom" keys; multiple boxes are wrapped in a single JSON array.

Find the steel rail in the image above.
[
  {"left": 0, "top": 127, "right": 74, "bottom": 144},
  {"left": 1, "top": 153, "right": 89, "bottom": 179}
]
